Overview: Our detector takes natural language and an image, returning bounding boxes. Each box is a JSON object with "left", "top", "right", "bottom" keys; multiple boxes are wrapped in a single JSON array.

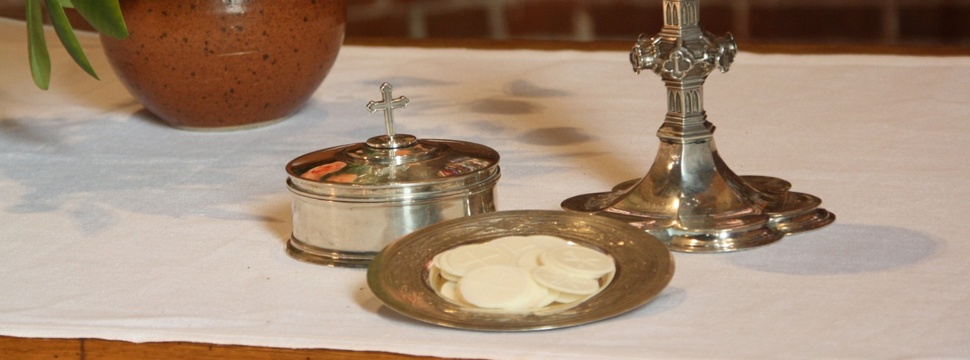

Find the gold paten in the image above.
[{"left": 367, "top": 210, "right": 675, "bottom": 331}]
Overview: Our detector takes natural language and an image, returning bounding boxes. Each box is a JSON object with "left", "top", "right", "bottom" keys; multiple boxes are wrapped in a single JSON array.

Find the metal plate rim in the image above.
[{"left": 366, "top": 210, "right": 675, "bottom": 332}]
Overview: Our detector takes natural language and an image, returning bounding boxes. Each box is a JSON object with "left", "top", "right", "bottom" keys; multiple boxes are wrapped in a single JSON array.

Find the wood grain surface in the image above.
[{"left": 0, "top": 336, "right": 465, "bottom": 360}]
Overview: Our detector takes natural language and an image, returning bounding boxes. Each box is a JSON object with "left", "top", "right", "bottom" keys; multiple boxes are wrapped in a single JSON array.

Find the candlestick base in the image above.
[
  {"left": 562, "top": 137, "right": 834, "bottom": 253},
  {"left": 562, "top": 0, "right": 834, "bottom": 252}
]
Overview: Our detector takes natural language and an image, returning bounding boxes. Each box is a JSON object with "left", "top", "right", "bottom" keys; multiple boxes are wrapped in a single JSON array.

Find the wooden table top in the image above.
[{"left": 1, "top": 336, "right": 460, "bottom": 360}]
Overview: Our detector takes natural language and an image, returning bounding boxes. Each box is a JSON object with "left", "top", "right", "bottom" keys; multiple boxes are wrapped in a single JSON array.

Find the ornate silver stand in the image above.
[{"left": 562, "top": 0, "right": 834, "bottom": 252}]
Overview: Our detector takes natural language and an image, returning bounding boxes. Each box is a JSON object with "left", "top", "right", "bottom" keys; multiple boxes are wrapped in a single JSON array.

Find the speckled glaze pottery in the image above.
[{"left": 101, "top": 0, "right": 346, "bottom": 130}]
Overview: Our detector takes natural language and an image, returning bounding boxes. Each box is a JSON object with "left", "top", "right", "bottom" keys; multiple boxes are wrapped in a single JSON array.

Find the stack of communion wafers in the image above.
[{"left": 430, "top": 235, "right": 616, "bottom": 311}]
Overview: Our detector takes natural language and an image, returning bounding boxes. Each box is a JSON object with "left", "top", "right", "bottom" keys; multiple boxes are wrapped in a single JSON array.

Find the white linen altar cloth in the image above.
[{"left": 1, "top": 18, "right": 968, "bottom": 359}]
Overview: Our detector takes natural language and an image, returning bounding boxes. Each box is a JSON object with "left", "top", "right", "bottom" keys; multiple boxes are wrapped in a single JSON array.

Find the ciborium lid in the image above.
[{"left": 286, "top": 83, "right": 500, "bottom": 200}]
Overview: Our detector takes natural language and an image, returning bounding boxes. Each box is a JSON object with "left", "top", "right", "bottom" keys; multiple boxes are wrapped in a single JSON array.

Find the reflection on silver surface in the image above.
[
  {"left": 286, "top": 83, "right": 500, "bottom": 267},
  {"left": 367, "top": 210, "right": 675, "bottom": 331},
  {"left": 562, "top": 0, "right": 834, "bottom": 252}
]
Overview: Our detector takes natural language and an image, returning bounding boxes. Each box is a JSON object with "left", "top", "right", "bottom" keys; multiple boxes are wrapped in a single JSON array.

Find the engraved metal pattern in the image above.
[
  {"left": 562, "top": 0, "right": 834, "bottom": 252},
  {"left": 367, "top": 211, "right": 675, "bottom": 331}
]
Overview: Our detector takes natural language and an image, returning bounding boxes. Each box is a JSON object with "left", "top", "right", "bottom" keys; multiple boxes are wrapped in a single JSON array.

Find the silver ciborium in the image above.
[{"left": 562, "top": 0, "right": 834, "bottom": 252}]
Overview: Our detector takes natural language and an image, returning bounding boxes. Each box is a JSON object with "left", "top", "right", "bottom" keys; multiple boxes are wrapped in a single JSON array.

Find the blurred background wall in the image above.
[
  {"left": 346, "top": 0, "right": 970, "bottom": 45},
  {"left": 2, "top": 0, "right": 969, "bottom": 46}
]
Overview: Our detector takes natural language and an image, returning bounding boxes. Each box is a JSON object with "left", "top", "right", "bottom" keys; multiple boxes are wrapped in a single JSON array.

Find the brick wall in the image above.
[
  {"left": 2, "top": 0, "right": 967, "bottom": 46},
  {"left": 347, "top": 0, "right": 970, "bottom": 45}
]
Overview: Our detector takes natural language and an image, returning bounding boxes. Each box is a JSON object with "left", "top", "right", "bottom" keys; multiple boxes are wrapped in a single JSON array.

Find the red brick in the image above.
[
  {"left": 899, "top": 5, "right": 970, "bottom": 44},
  {"left": 505, "top": 0, "right": 578, "bottom": 38},
  {"left": 750, "top": 5, "right": 883, "bottom": 43},
  {"left": 347, "top": 14, "right": 410, "bottom": 37},
  {"left": 425, "top": 7, "right": 491, "bottom": 38},
  {"left": 337, "top": 0, "right": 970, "bottom": 46},
  {"left": 587, "top": 3, "right": 662, "bottom": 40},
  {"left": 696, "top": 5, "right": 734, "bottom": 36}
]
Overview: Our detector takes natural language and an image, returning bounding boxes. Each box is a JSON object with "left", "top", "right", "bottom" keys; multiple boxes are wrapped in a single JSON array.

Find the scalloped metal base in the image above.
[
  {"left": 563, "top": 175, "right": 834, "bottom": 253},
  {"left": 565, "top": 0, "right": 835, "bottom": 253}
]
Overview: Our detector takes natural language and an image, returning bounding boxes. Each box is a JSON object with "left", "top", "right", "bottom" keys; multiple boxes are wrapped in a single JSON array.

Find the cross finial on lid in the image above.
[{"left": 366, "top": 83, "right": 410, "bottom": 138}]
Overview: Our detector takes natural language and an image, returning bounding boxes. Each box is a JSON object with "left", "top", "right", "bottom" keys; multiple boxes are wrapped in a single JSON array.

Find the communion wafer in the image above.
[
  {"left": 516, "top": 247, "right": 545, "bottom": 269},
  {"left": 438, "top": 281, "right": 468, "bottom": 306},
  {"left": 531, "top": 286, "right": 560, "bottom": 308},
  {"left": 539, "top": 244, "right": 615, "bottom": 279},
  {"left": 439, "top": 243, "right": 515, "bottom": 277},
  {"left": 429, "top": 235, "right": 616, "bottom": 311},
  {"left": 523, "top": 235, "right": 573, "bottom": 248},
  {"left": 554, "top": 290, "right": 587, "bottom": 304},
  {"left": 519, "top": 275, "right": 556, "bottom": 310},
  {"left": 531, "top": 265, "right": 601, "bottom": 295},
  {"left": 439, "top": 267, "right": 460, "bottom": 282},
  {"left": 488, "top": 235, "right": 569, "bottom": 253},
  {"left": 486, "top": 236, "right": 536, "bottom": 253},
  {"left": 432, "top": 253, "right": 461, "bottom": 281},
  {"left": 457, "top": 265, "right": 542, "bottom": 310}
]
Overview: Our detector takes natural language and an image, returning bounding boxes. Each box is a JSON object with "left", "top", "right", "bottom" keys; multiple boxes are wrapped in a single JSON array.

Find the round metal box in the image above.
[{"left": 285, "top": 84, "right": 500, "bottom": 268}]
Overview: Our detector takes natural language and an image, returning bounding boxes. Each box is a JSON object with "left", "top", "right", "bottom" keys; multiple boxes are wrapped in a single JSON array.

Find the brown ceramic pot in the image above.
[{"left": 101, "top": 0, "right": 346, "bottom": 130}]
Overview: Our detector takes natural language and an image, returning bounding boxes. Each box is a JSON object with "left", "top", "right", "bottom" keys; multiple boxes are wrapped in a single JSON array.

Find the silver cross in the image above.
[{"left": 366, "top": 83, "right": 410, "bottom": 138}]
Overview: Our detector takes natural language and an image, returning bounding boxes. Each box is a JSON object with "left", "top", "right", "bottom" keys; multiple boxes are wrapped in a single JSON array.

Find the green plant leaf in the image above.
[
  {"left": 26, "top": 0, "right": 51, "bottom": 90},
  {"left": 45, "top": 0, "right": 99, "bottom": 79},
  {"left": 57, "top": 0, "right": 73, "bottom": 8},
  {"left": 69, "top": 0, "right": 128, "bottom": 39}
]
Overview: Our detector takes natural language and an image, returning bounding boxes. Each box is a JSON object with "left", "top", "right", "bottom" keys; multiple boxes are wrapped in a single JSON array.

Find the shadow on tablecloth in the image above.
[{"left": 724, "top": 224, "right": 940, "bottom": 275}]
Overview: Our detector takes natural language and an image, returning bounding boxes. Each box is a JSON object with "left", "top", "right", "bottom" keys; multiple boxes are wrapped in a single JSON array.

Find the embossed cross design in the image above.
[
  {"left": 366, "top": 82, "right": 410, "bottom": 138},
  {"left": 461, "top": 254, "right": 504, "bottom": 270},
  {"left": 663, "top": 50, "right": 693, "bottom": 80}
]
